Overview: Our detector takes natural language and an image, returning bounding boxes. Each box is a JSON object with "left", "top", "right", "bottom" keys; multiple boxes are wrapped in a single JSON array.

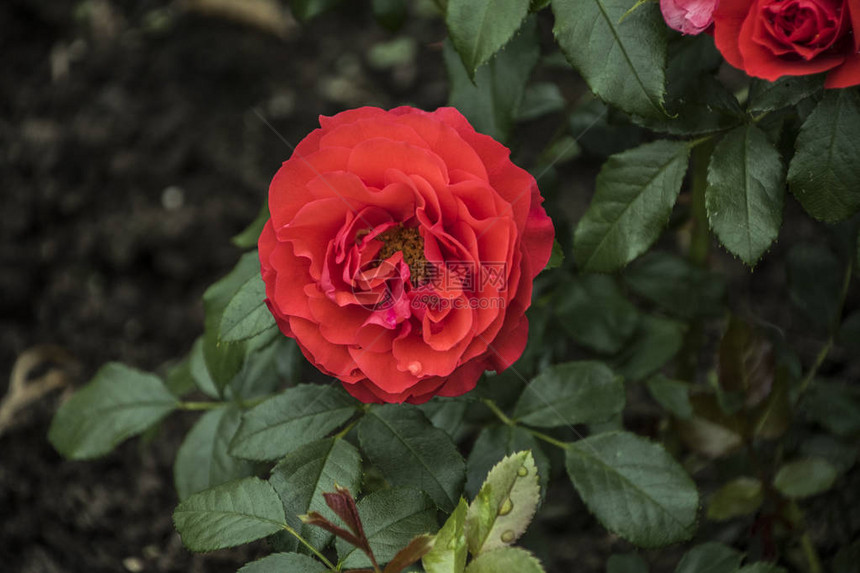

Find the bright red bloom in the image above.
[
  {"left": 258, "top": 107, "right": 554, "bottom": 403},
  {"left": 713, "top": 0, "right": 860, "bottom": 88}
]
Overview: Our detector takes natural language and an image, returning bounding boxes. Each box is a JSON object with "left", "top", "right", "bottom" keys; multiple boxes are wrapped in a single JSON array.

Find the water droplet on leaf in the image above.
[
  {"left": 501, "top": 530, "right": 515, "bottom": 543},
  {"left": 498, "top": 498, "right": 513, "bottom": 516}
]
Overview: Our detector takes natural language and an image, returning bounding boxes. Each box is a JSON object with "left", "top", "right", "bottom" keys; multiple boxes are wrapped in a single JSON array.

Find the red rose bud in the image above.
[
  {"left": 661, "top": 0, "right": 720, "bottom": 35},
  {"left": 714, "top": 0, "right": 860, "bottom": 88},
  {"left": 258, "top": 107, "right": 555, "bottom": 403}
]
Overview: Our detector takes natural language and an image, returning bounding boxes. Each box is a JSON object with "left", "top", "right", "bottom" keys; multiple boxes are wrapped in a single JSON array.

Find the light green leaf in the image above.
[
  {"left": 706, "top": 477, "right": 763, "bottom": 521},
  {"left": 173, "top": 477, "right": 287, "bottom": 552},
  {"left": 788, "top": 89, "right": 860, "bottom": 222},
  {"left": 675, "top": 543, "right": 743, "bottom": 573},
  {"left": 269, "top": 438, "right": 362, "bottom": 550},
  {"left": 445, "top": 17, "right": 539, "bottom": 142},
  {"left": 230, "top": 384, "right": 356, "bottom": 461},
  {"left": 773, "top": 458, "right": 838, "bottom": 499},
  {"left": 219, "top": 274, "right": 276, "bottom": 343},
  {"left": 554, "top": 275, "right": 639, "bottom": 354},
  {"left": 466, "top": 451, "right": 540, "bottom": 555},
  {"left": 238, "top": 552, "right": 327, "bottom": 573},
  {"left": 358, "top": 405, "right": 465, "bottom": 512},
  {"left": 612, "top": 316, "right": 685, "bottom": 382},
  {"left": 189, "top": 337, "right": 220, "bottom": 398},
  {"left": 49, "top": 363, "right": 179, "bottom": 460},
  {"left": 551, "top": 0, "right": 667, "bottom": 119},
  {"left": 446, "top": 0, "right": 531, "bottom": 79},
  {"left": 514, "top": 361, "right": 624, "bottom": 428},
  {"left": 174, "top": 405, "right": 253, "bottom": 501},
  {"left": 422, "top": 498, "right": 468, "bottom": 573},
  {"left": 465, "top": 425, "right": 550, "bottom": 501},
  {"left": 624, "top": 252, "right": 726, "bottom": 319},
  {"left": 465, "top": 547, "right": 545, "bottom": 573},
  {"left": 337, "top": 488, "right": 438, "bottom": 568},
  {"left": 565, "top": 431, "right": 698, "bottom": 548},
  {"left": 573, "top": 140, "right": 690, "bottom": 272},
  {"left": 706, "top": 125, "right": 785, "bottom": 266},
  {"left": 646, "top": 375, "right": 693, "bottom": 420}
]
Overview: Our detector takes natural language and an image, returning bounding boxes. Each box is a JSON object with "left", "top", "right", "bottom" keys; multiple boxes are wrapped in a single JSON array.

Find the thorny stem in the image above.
[
  {"left": 481, "top": 398, "right": 514, "bottom": 426},
  {"left": 178, "top": 396, "right": 267, "bottom": 411},
  {"left": 482, "top": 398, "right": 570, "bottom": 450},
  {"left": 283, "top": 524, "right": 337, "bottom": 570}
]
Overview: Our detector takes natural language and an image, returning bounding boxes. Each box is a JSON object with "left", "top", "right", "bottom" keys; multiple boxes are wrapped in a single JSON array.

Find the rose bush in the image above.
[
  {"left": 713, "top": 0, "right": 860, "bottom": 87},
  {"left": 660, "top": 0, "right": 720, "bottom": 35},
  {"left": 258, "top": 106, "right": 554, "bottom": 403}
]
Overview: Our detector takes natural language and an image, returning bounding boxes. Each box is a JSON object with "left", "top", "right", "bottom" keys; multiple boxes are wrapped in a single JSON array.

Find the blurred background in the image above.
[{"left": 0, "top": 1, "right": 451, "bottom": 570}]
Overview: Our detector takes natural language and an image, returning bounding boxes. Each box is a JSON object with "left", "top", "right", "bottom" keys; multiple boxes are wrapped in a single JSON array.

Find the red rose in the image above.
[
  {"left": 713, "top": 0, "right": 860, "bottom": 88},
  {"left": 258, "top": 107, "right": 554, "bottom": 404}
]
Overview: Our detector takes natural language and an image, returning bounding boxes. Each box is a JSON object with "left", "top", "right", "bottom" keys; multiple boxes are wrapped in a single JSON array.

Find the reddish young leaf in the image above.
[{"left": 383, "top": 534, "right": 434, "bottom": 573}]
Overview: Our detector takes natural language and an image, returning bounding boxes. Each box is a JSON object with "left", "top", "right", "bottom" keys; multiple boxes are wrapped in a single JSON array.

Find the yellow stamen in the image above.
[{"left": 377, "top": 226, "right": 428, "bottom": 285}]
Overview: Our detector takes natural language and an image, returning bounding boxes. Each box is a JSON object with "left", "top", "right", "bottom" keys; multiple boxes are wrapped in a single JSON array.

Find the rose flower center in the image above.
[{"left": 377, "top": 226, "right": 429, "bottom": 286}]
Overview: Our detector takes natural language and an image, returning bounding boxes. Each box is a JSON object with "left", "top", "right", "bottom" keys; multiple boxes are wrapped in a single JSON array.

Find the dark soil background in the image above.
[{"left": 1, "top": 1, "right": 858, "bottom": 572}]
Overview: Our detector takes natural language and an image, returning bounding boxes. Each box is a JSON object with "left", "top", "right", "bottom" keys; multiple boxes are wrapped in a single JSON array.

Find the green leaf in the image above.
[
  {"left": 624, "top": 252, "right": 726, "bottom": 319},
  {"left": 565, "top": 431, "right": 698, "bottom": 548},
  {"left": 227, "top": 331, "right": 288, "bottom": 400},
  {"left": 747, "top": 76, "right": 824, "bottom": 116},
  {"left": 773, "top": 458, "right": 838, "bottom": 499},
  {"left": 717, "top": 316, "right": 775, "bottom": 407},
  {"left": 203, "top": 252, "right": 260, "bottom": 392},
  {"left": 189, "top": 337, "right": 220, "bottom": 399},
  {"left": 674, "top": 543, "right": 743, "bottom": 573},
  {"left": 799, "top": 434, "right": 858, "bottom": 474},
  {"left": 230, "top": 384, "right": 356, "bottom": 461},
  {"left": 337, "top": 488, "right": 438, "bottom": 568},
  {"left": 635, "top": 36, "right": 741, "bottom": 136},
  {"left": 786, "top": 244, "right": 843, "bottom": 331},
  {"left": 706, "top": 477, "right": 763, "bottom": 521},
  {"left": 518, "top": 82, "right": 566, "bottom": 121},
  {"left": 803, "top": 381, "right": 860, "bottom": 436},
  {"left": 165, "top": 356, "right": 196, "bottom": 397},
  {"left": 677, "top": 394, "right": 745, "bottom": 459},
  {"left": 49, "top": 363, "right": 179, "bottom": 460},
  {"left": 446, "top": 0, "right": 531, "bottom": 79},
  {"left": 573, "top": 140, "right": 690, "bottom": 272},
  {"left": 269, "top": 438, "right": 362, "bottom": 551},
  {"left": 466, "top": 451, "right": 540, "bottom": 555},
  {"left": 788, "top": 89, "right": 860, "bottom": 222},
  {"left": 551, "top": 0, "right": 667, "bottom": 119},
  {"left": 612, "top": 316, "right": 685, "bottom": 382},
  {"left": 232, "top": 200, "right": 269, "bottom": 249},
  {"left": 174, "top": 405, "right": 254, "bottom": 501},
  {"left": 645, "top": 375, "right": 693, "bottom": 420},
  {"left": 173, "top": 477, "right": 287, "bottom": 552},
  {"left": 513, "top": 361, "right": 624, "bottom": 428},
  {"left": 706, "top": 125, "right": 785, "bottom": 266},
  {"left": 219, "top": 274, "right": 276, "bottom": 343},
  {"left": 445, "top": 17, "right": 539, "bottom": 142},
  {"left": 422, "top": 499, "right": 468, "bottom": 573},
  {"left": 417, "top": 397, "right": 469, "bottom": 441},
  {"left": 608, "top": 553, "right": 650, "bottom": 573},
  {"left": 465, "top": 425, "right": 551, "bottom": 501},
  {"left": 238, "top": 552, "right": 327, "bottom": 573},
  {"left": 358, "top": 405, "right": 465, "bottom": 512},
  {"left": 554, "top": 275, "right": 639, "bottom": 354},
  {"left": 545, "top": 238, "right": 564, "bottom": 270},
  {"left": 465, "top": 547, "right": 546, "bottom": 572}
]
